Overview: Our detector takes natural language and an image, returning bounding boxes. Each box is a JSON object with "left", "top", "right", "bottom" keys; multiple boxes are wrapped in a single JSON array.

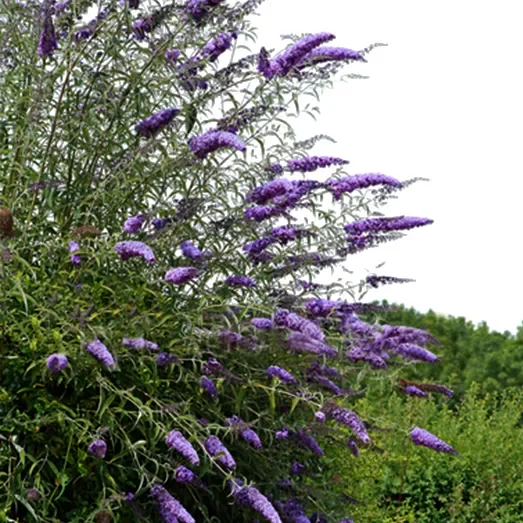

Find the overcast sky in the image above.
[{"left": 254, "top": 0, "right": 523, "bottom": 334}]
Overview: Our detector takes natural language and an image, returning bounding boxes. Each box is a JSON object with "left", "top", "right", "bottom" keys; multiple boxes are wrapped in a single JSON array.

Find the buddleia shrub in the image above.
[{"left": 0, "top": 1, "right": 454, "bottom": 522}]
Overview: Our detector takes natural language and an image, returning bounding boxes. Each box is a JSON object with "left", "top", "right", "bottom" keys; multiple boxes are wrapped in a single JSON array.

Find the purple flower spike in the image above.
[
  {"left": 115, "top": 241, "right": 156, "bottom": 264},
  {"left": 410, "top": 427, "right": 457, "bottom": 455},
  {"left": 200, "top": 375, "right": 218, "bottom": 399},
  {"left": 46, "top": 353, "right": 68, "bottom": 372},
  {"left": 275, "top": 428, "right": 289, "bottom": 440},
  {"left": 271, "top": 32, "right": 336, "bottom": 77},
  {"left": 165, "top": 267, "right": 199, "bottom": 285},
  {"left": 323, "top": 404, "right": 370, "bottom": 444},
  {"left": 394, "top": 343, "right": 439, "bottom": 363},
  {"left": 165, "top": 48, "right": 180, "bottom": 63},
  {"left": 251, "top": 318, "right": 273, "bottom": 330},
  {"left": 231, "top": 482, "right": 282, "bottom": 523},
  {"left": 135, "top": 108, "right": 179, "bottom": 138},
  {"left": 174, "top": 465, "right": 198, "bottom": 484},
  {"left": 156, "top": 352, "right": 179, "bottom": 366},
  {"left": 315, "top": 411, "right": 326, "bottom": 423},
  {"left": 184, "top": 0, "right": 225, "bottom": 23},
  {"left": 287, "top": 156, "right": 348, "bottom": 173},
  {"left": 38, "top": 2, "right": 58, "bottom": 57},
  {"left": 327, "top": 173, "right": 402, "bottom": 199},
  {"left": 344, "top": 216, "right": 433, "bottom": 235},
  {"left": 347, "top": 439, "right": 359, "bottom": 457},
  {"left": 299, "top": 46, "right": 366, "bottom": 66},
  {"left": 266, "top": 365, "right": 296, "bottom": 384},
  {"left": 132, "top": 17, "right": 153, "bottom": 40},
  {"left": 202, "top": 32, "right": 237, "bottom": 62},
  {"left": 189, "top": 130, "right": 246, "bottom": 159},
  {"left": 405, "top": 385, "right": 428, "bottom": 398},
  {"left": 151, "top": 484, "right": 195, "bottom": 523},
  {"left": 122, "top": 337, "right": 159, "bottom": 351},
  {"left": 123, "top": 213, "right": 147, "bottom": 233},
  {"left": 287, "top": 332, "right": 338, "bottom": 358},
  {"left": 74, "top": 29, "right": 93, "bottom": 42},
  {"left": 224, "top": 275, "right": 256, "bottom": 288},
  {"left": 204, "top": 435, "right": 236, "bottom": 469},
  {"left": 88, "top": 439, "right": 107, "bottom": 458},
  {"left": 225, "top": 416, "right": 262, "bottom": 449},
  {"left": 165, "top": 430, "right": 200, "bottom": 465},
  {"left": 68, "top": 241, "right": 81, "bottom": 265},
  {"left": 247, "top": 178, "right": 293, "bottom": 205},
  {"left": 180, "top": 241, "right": 203, "bottom": 260},
  {"left": 276, "top": 499, "right": 310, "bottom": 522},
  {"left": 294, "top": 429, "right": 323, "bottom": 456},
  {"left": 85, "top": 339, "right": 116, "bottom": 368},
  {"left": 244, "top": 205, "right": 287, "bottom": 222},
  {"left": 257, "top": 47, "right": 275, "bottom": 78},
  {"left": 290, "top": 460, "right": 306, "bottom": 475}
]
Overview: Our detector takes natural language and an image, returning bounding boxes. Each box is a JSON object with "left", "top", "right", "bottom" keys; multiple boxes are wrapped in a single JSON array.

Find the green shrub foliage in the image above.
[
  {"left": 328, "top": 386, "right": 523, "bottom": 523},
  {"left": 0, "top": 1, "right": 451, "bottom": 521}
]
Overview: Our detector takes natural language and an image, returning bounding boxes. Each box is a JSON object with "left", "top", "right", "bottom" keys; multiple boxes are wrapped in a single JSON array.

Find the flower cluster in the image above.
[
  {"left": 165, "top": 430, "right": 200, "bottom": 465},
  {"left": 122, "top": 337, "right": 159, "bottom": 351},
  {"left": 410, "top": 427, "right": 457, "bottom": 455},
  {"left": 115, "top": 241, "right": 156, "bottom": 264},
  {"left": 88, "top": 439, "right": 107, "bottom": 458},
  {"left": 287, "top": 156, "right": 348, "bottom": 173},
  {"left": 85, "top": 339, "right": 116, "bottom": 368},
  {"left": 165, "top": 267, "right": 199, "bottom": 285},
  {"left": 267, "top": 365, "right": 297, "bottom": 384},
  {"left": 204, "top": 435, "right": 236, "bottom": 469},
  {"left": 231, "top": 481, "right": 282, "bottom": 523},
  {"left": 150, "top": 484, "right": 195, "bottom": 523},
  {"left": 326, "top": 173, "right": 402, "bottom": 199},
  {"left": 224, "top": 275, "right": 256, "bottom": 288},
  {"left": 135, "top": 108, "right": 179, "bottom": 138},
  {"left": 225, "top": 415, "right": 262, "bottom": 449},
  {"left": 46, "top": 353, "right": 68, "bottom": 372},
  {"left": 189, "top": 130, "right": 246, "bottom": 159}
]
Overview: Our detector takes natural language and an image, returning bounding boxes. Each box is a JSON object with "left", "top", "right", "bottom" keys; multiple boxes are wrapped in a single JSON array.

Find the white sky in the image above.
[{"left": 255, "top": 0, "right": 523, "bottom": 334}]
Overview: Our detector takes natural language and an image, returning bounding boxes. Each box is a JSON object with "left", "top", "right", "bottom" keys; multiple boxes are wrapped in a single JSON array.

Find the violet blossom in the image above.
[
  {"left": 135, "top": 108, "right": 179, "bottom": 138},
  {"left": 165, "top": 430, "right": 200, "bottom": 465},
  {"left": 68, "top": 241, "right": 81, "bottom": 265},
  {"left": 180, "top": 241, "right": 204, "bottom": 260},
  {"left": 410, "top": 427, "right": 457, "bottom": 455},
  {"left": 200, "top": 375, "right": 218, "bottom": 399},
  {"left": 85, "top": 339, "right": 116, "bottom": 368},
  {"left": 88, "top": 439, "right": 107, "bottom": 458},
  {"left": 267, "top": 365, "right": 297, "bottom": 384},
  {"left": 270, "top": 32, "right": 336, "bottom": 77},
  {"left": 231, "top": 482, "right": 282, "bottom": 523},
  {"left": 326, "top": 173, "right": 402, "bottom": 200},
  {"left": 189, "top": 130, "right": 246, "bottom": 159},
  {"left": 287, "top": 156, "right": 348, "bottom": 173},
  {"left": 123, "top": 213, "right": 147, "bottom": 233},
  {"left": 150, "top": 484, "right": 195, "bottom": 523},
  {"left": 225, "top": 415, "right": 262, "bottom": 449},
  {"left": 174, "top": 465, "right": 198, "bottom": 484},
  {"left": 114, "top": 241, "right": 156, "bottom": 264},
  {"left": 122, "top": 337, "right": 159, "bottom": 351},
  {"left": 202, "top": 32, "right": 237, "bottom": 62},
  {"left": 294, "top": 429, "right": 323, "bottom": 456},
  {"left": 184, "top": 0, "right": 224, "bottom": 23},
  {"left": 251, "top": 318, "right": 273, "bottom": 329},
  {"left": 165, "top": 267, "right": 199, "bottom": 285},
  {"left": 46, "top": 353, "right": 69, "bottom": 372},
  {"left": 38, "top": 2, "right": 58, "bottom": 57},
  {"left": 344, "top": 216, "right": 433, "bottom": 235},
  {"left": 405, "top": 385, "right": 428, "bottom": 398},
  {"left": 298, "top": 46, "right": 366, "bottom": 66},
  {"left": 224, "top": 275, "right": 256, "bottom": 288},
  {"left": 204, "top": 435, "right": 236, "bottom": 469},
  {"left": 323, "top": 403, "right": 370, "bottom": 444}
]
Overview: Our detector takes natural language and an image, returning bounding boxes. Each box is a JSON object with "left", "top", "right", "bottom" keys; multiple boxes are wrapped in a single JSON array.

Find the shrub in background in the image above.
[{"left": 0, "top": 0, "right": 452, "bottom": 521}]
